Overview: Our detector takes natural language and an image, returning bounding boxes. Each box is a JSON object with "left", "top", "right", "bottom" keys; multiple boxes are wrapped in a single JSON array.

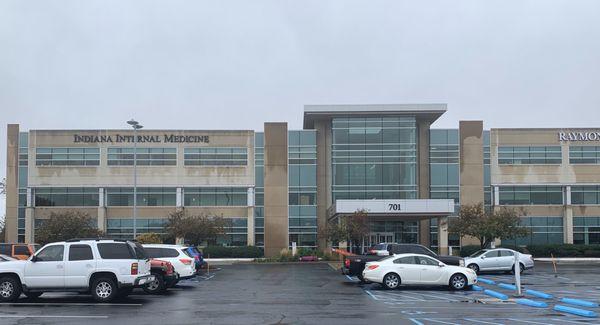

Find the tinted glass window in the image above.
[
  {"left": 414, "top": 246, "right": 435, "bottom": 257},
  {"left": 500, "top": 250, "right": 514, "bottom": 257},
  {"left": 131, "top": 243, "right": 147, "bottom": 259},
  {"left": 0, "top": 244, "right": 11, "bottom": 255},
  {"left": 97, "top": 243, "right": 135, "bottom": 259},
  {"left": 14, "top": 245, "right": 31, "bottom": 256},
  {"left": 394, "top": 256, "right": 418, "bottom": 264},
  {"left": 416, "top": 256, "right": 439, "bottom": 266},
  {"left": 144, "top": 247, "right": 179, "bottom": 258},
  {"left": 69, "top": 245, "right": 93, "bottom": 261},
  {"left": 484, "top": 251, "right": 500, "bottom": 258},
  {"left": 36, "top": 245, "right": 64, "bottom": 262}
]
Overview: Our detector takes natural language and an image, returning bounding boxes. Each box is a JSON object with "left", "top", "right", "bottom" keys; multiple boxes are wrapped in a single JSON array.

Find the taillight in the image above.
[
  {"left": 194, "top": 255, "right": 199, "bottom": 261},
  {"left": 344, "top": 259, "right": 350, "bottom": 268},
  {"left": 131, "top": 262, "right": 138, "bottom": 275},
  {"left": 367, "top": 264, "right": 379, "bottom": 270},
  {"left": 180, "top": 259, "right": 193, "bottom": 265}
]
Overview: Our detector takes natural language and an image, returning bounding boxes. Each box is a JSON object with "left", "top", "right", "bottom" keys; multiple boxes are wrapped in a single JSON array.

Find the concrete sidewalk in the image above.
[{"left": 535, "top": 257, "right": 600, "bottom": 264}]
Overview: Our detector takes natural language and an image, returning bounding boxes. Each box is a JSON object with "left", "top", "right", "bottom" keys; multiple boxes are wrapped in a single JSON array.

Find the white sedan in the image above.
[
  {"left": 362, "top": 253, "right": 477, "bottom": 290},
  {"left": 464, "top": 248, "right": 534, "bottom": 274}
]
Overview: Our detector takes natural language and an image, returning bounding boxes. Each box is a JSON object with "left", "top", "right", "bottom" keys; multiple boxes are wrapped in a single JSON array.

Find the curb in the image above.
[{"left": 535, "top": 258, "right": 600, "bottom": 264}]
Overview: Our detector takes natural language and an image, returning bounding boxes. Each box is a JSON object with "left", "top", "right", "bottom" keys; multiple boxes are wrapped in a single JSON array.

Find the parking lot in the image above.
[{"left": 0, "top": 262, "right": 599, "bottom": 324}]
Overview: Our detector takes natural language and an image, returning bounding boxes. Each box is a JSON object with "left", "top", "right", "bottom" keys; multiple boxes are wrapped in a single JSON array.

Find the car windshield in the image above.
[
  {"left": 370, "top": 244, "right": 386, "bottom": 251},
  {"left": 469, "top": 250, "right": 488, "bottom": 257}
]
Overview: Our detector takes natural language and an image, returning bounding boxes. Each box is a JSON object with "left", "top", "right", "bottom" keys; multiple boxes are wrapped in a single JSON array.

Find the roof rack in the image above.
[{"left": 66, "top": 238, "right": 128, "bottom": 243}]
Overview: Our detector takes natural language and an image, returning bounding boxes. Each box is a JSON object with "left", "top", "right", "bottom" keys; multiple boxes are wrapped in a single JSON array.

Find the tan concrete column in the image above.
[
  {"left": 97, "top": 188, "right": 106, "bottom": 232},
  {"left": 417, "top": 119, "right": 431, "bottom": 246},
  {"left": 24, "top": 207, "right": 34, "bottom": 243},
  {"left": 247, "top": 207, "right": 255, "bottom": 246},
  {"left": 314, "top": 118, "right": 333, "bottom": 252},
  {"left": 564, "top": 208, "right": 574, "bottom": 244},
  {"left": 437, "top": 216, "right": 449, "bottom": 255},
  {"left": 4, "top": 124, "right": 19, "bottom": 242},
  {"left": 459, "top": 121, "right": 484, "bottom": 206},
  {"left": 263, "top": 122, "right": 289, "bottom": 257}
]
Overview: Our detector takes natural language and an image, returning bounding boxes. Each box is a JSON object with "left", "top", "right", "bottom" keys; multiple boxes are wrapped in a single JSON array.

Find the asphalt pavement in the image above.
[{"left": 0, "top": 262, "right": 599, "bottom": 325}]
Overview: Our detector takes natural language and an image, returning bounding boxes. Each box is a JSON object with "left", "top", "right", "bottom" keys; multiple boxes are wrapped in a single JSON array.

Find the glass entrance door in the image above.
[{"left": 365, "top": 232, "right": 394, "bottom": 248}]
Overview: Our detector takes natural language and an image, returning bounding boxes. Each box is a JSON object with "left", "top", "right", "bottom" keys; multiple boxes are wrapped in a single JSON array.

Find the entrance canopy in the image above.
[{"left": 328, "top": 199, "right": 454, "bottom": 221}]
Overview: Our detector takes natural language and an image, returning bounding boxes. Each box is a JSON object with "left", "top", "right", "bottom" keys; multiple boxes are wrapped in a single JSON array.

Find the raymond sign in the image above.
[{"left": 558, "top": 131, "right": 600, "bottom": 142}]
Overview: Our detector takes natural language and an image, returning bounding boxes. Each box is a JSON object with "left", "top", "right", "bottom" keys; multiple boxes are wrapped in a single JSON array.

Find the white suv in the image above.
[
  {"left": 0, "top": 239, "right": 154, "bottom": 302},
  {"left": 143, "top": 244, "right": 196, "bottom": 282}
]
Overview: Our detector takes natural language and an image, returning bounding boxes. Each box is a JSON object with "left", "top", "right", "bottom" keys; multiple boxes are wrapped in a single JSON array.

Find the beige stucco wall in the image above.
[
  {"left": 27, "top": 129, "right": 255, "bottom": 187},
  {"left": 491, "top": 128, "right": 600, "bottom": 185},
  {"left": 4, "top": 124, "right": 20, "bottom": 242},
  {"left": 263, "top": 123, "right": 289, "bottom": 257}
]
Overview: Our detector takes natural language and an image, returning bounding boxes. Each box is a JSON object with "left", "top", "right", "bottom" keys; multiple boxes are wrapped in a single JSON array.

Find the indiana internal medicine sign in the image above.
[{"left": 73, "top": 134, "right": 210, "bottom": 144}]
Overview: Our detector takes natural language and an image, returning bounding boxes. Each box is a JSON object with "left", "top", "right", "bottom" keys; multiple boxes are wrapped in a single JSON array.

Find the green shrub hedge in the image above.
[
  {"left": 202, "top": 246, "right": 264, "bottom": 258},
  {"left": 526, "top": 244, "right": 600, "bottom": 257}
]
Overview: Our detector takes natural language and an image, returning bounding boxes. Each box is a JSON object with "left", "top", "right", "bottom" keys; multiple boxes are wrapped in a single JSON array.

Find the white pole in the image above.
[
  {"left": 514, "top": 251, "right": 522, "bottom": 296},
  {"left": 133, "top": 127, "right": 138, "bottom": 239}
]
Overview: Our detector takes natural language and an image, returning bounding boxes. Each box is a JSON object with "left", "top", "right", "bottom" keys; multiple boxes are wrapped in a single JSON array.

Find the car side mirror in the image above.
[
  {"left": 480, "top": 256, "right": 485, "bottom": 259},
  {"left": 438, "top": 262, "right": 445, "bottom": 267}
]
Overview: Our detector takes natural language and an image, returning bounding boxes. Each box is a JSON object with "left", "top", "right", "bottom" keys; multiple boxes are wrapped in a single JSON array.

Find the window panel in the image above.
[
  {"left": 498, "top": 146, "right": 562, "bottom": 165},
  {"left": 184, "top": 147, "right": 247, "bottom": 166},
  {"left": 36, "top": 147, "right": 100, "bottom": 166}
]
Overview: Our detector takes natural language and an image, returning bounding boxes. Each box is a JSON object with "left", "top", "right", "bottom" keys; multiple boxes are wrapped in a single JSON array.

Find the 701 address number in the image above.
[{"left": 387, "top": 204, "right": 401, "bottom": 211}]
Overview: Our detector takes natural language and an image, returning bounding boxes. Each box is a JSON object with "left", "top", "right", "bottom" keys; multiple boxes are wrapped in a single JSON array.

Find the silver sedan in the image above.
[{"left": 463, "top": 248, "right": 534, "bottom": 274}]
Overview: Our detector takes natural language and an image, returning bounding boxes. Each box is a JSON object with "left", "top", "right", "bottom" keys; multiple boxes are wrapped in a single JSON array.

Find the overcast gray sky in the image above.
[{"left": 1, "top": 0, "right": 600, "bottom": 215}]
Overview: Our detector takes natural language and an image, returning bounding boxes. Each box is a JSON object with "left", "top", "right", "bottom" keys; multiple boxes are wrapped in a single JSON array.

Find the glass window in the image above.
[
  {"left": 184, "top": 187, "right": 247, "bottom": 206},
  {"left": 184, "top": 147, "right": 247, "bottom": 166},
  {"left": 570, "top": 146, "right": 600, "bottom": 164},
  {"left": 69, "top": 245, "right": 94, "bottom": 261},
  {"left": 0, "top": 244, "right": 10, "bottom": 255},
  {"left": 36, "top": 147, "right": 100, "bottom": 166},
  {"left": 503, "top": 217, "right": 564, "bottom": 246},
  {"left": 13, "top": 245, "right": 31, "bottom": 256},
  {"left": 484, "top": 250, "right": 500, "bottom": 258},
  {"left": 499, "top": 250, "right": 514, "bottom": 257},
  {"left": 108, "top": 147, "right": 176, "bottom": 166},
  {"left": 394, "top": 256, "right": 418, "bottom": 264},
  {"left": 416, "top": 256, "right": 439, "bottom": 266},
  {"left": 498, "top": 186, "right": 563, "bottom": 205},
  {"left": 498, "top": 146, "right": 562, "bottom": 165},
  {"left": 36, "top": 245, "right": 64, "bottom": 262},
  {"left": 97, "top": 243, "right": 135, "bottom": 259},
  {"left": 34, "top": 187, "right": 99, "bottom": 207},
  {"left": 571, "top": 186, "right": 600, "bottom": 205},
  {"left": 106, "top": 187, "right": 176, "bottom": 207}
]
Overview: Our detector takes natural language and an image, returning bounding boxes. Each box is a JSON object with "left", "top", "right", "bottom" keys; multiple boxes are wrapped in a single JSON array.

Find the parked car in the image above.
[
  {"left": 143, "top": 259, "right": 178, "bottom": 294},
  {"left": 0, "top": 254, "right": 17, "bottom": 262},
  {"left": 362, "top": 253, "right": 477, "bottom": 290},
  {"left": 464, "top": 248, "right": 534, "bottom": 274},
  {"left": 184, "top": 246, "right": 208, "bottom": 272},
  {"left": 0, "top": 239, "right": 155, "bottom": 302},
  {"left": 343, "top": 243, "right": 464, "bottom": 282},
  {"left": 142, "top": 244, "right": 197, "bottom": 285},
  {"left": 0, "top": 243, "right": 40, "bottom": 260}
]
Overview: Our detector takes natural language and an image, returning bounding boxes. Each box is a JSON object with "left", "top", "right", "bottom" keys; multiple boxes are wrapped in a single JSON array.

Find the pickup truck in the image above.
[
  {"left": 342, "top": 243, "right": 465, "bottom": 282},
  {"left": 0, "top": 239, "right": 154, "bottom": 302}
]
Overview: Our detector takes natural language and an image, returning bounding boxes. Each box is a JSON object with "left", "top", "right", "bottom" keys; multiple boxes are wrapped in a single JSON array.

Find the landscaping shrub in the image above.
[
  {"left": 202, "top": 246, "right": 264, "bottom": 258},
  {"left": 526, "top": 244, "right": 600, "bottom": 258}
]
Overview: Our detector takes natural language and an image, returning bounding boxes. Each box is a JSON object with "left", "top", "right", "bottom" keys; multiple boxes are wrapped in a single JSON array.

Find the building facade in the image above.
[{"left": 4, "top": 105, "right": 600, "bottom": 255}]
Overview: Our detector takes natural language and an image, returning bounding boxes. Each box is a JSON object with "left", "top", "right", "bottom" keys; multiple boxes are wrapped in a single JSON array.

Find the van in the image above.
[{"left": 0, "top": 243, "right": 40, "bottom": 260}]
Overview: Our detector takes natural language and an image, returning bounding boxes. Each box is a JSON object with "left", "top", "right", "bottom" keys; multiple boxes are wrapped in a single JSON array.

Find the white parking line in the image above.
[
  {"left": 416, "top": 292, "right": 463, "bottom": 302},
  {"left": 409, "top": 319, "right": 425, "bottom": 325},
  {"left": 0, "top": 315, "right": 109, "bottom": 319},
  {"left": 420, "top": 318, "right": 462, "bottom": 325},
  {"left": 551, "top": 318, "right": 600, "bottom": 324},
  {"left": 506, "top": 319, "right": 549, "bottom": 324},
  {"left": 384, "top": 291, "right": 426, "bottom": 301},
  {"left": 0, "top": 302, "right": 142, "bottom": 307},
  {"left": 365, "top": 290, "right": 380, "bottom": 301},
  {"left": 463, "top": 318, "right": 504, "bottom": 325}
]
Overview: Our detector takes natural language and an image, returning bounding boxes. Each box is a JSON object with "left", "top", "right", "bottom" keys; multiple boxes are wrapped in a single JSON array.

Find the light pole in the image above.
[{"left": 127, "top": 119, "right": 143, "bottom": 239}]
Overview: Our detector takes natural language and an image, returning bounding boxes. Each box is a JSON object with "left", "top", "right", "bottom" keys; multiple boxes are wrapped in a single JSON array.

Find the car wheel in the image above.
[
  {"left": 91, "top": 277, "right": 118, "bottom": 302},
  {"left": 143, "top": 273, "right": 166, "bottom": 295},
  {"left": 24, "top": 292, "right": 43, "bottom": 299},
  {"left": 467, "top": 263, "right": 479, "bottom": 274},
  {"left": 450, "top": 274, "right": 467, "bottom": 290},
  {"left": 382, "top": 273, "right": 400, "bottom": 290},
  {"left": 0, "top": 276, "right": 22, "bottom": 302},
  {"left": 512, "top": 263, "right": 525, "bottom": 274}
]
